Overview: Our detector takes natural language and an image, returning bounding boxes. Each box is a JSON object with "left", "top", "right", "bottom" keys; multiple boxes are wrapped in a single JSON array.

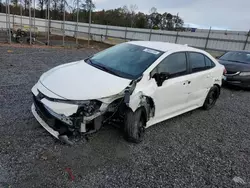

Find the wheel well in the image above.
[
  {"left": 138, "top": 107, "right": 147, "bottom": 123},
  {"left": 147, "top": 97, "right": 155, "bottom": 111},
  {"left": 213, "top": 84, "right": 221, "bottom": 97},
  {"left": 126, "top": 95, "right": 155, "bottom": 122}
]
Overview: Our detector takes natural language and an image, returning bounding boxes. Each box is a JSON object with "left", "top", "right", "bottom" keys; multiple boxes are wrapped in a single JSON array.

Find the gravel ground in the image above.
[{"left": 0, "top": 45, "right": 250, "bottom": 188}]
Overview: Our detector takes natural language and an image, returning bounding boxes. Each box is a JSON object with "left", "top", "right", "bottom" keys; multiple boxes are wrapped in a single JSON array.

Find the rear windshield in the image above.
[
  {"left": 219, "top": 51, "right": 250, "bottom": 64},
  {"left": 89, "top": 43, "right": 164, "bottom": 79}
]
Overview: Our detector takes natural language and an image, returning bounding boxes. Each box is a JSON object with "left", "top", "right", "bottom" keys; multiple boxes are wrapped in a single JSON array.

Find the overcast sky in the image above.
[{"left": 93, "top": 0, "right": 250, "bottom": 31}]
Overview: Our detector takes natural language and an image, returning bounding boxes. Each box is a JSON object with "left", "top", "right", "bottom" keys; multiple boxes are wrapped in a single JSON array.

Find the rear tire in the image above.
[
  {"left": 124, "top": 108, "right": 146, "bottom": 143},
  {"left": 203, "top": 86, "right": 220, "bottom": 110}
]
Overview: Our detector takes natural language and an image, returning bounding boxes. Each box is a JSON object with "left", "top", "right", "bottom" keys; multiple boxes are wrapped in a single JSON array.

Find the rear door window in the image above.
[
  {"left": 189, "top": 52, "right": 207, "bottom": 73},
  {"left": 153, "top": 52, "right": 188, "bottom": 78}
]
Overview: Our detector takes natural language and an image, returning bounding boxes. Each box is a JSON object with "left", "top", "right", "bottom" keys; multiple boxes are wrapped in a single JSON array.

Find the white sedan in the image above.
[{"left": 31, "top": 41, "right": 225, "bottom": 144}]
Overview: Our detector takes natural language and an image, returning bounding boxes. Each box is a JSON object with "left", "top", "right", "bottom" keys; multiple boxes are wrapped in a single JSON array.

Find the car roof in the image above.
[
  {"left": 227, "top": 50, "right": 250, "bottom": 53},
  {"left": 128, "top": 41, "right": 196, "bottom": 52}
]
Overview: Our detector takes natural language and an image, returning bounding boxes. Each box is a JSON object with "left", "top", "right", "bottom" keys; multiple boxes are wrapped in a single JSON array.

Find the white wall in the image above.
[{"left": 0, "top": 13, "right": 249, "bottom": 51}]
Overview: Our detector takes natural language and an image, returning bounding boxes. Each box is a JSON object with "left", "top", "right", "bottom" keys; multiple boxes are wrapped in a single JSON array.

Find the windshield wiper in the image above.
[
  {"left": 86, "top": 58, "right": 133, "bottom": 78},
  {"left": 86, "top": 58, "right": 93, "bottom": 65},
  {"left": 91, "top": 63, "right": 120, "bottom": 77}
]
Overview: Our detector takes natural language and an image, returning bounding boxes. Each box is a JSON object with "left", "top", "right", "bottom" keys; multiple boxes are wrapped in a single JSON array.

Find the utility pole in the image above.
[
  {"left": 29, "top": 0, "right": 31, "bottom": 44},
  {"left": 76, "top": 0, "right": 79, "bottom": 45},
  {"left": 47, "top": 0, "right": 50, "bottom": 45},
  {"left": 176, "top": 12, "right": 179, "bottom": 29},
  {"left": 20, "top": 0, "right": 22, "bottom": 29},
  {"left": 149, "top": 20, "right": 152, "bottom": 41},
  {"left": 33, "top": 0, "right": 35, "bottom": 33},
  {"left": 5, "top": 0, "right": 8, "bottom": 35},
  {"left": 87, "top": 0, "right": 92, "bottom": 47},
  {"left": 204, "top": 26, "right": 212, "bottom": 50},
  {"left": 7, "top": 0, "right": 11, "bottom": 43},
  {"left": 63, "top": 0, "right": 65, "bottom": 46},
  {"left": 243, "top": 29, "right": 250, "bottom": 50}
]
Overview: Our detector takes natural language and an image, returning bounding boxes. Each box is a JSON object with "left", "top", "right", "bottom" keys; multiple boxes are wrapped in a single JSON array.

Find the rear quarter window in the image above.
[
  {"left": 189, "top": 52, "right": 215, "bottom": 73},
  {"left": 205, "top": 56, "right": 215, "bottom": 68}
]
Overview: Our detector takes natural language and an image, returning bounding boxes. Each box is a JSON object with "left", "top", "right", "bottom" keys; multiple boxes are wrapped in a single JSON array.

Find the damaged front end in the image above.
[
  {"left": 31, "top": 78, "right": 156, "bottom": 144},
  {"left": 31, "top": 83, "right": 129, "bottom": 144}
]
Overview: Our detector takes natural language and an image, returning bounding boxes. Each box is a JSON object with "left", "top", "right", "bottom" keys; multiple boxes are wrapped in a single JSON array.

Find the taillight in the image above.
[{"left": 223, "top": 68, "right": 227, "bottom": 75}]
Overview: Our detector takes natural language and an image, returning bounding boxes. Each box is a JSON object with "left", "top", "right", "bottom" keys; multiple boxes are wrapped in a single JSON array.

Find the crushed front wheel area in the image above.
[{"left": 124, "top": 108, "right": 146, "bottom": 143}]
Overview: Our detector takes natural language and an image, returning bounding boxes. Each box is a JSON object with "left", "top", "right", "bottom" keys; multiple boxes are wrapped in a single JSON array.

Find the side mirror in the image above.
[{"left": 152, "top": 72, "right": 170, "bottom": 86}]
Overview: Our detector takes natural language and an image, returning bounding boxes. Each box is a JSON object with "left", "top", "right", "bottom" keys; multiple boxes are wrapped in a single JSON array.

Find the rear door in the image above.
[
  {"left": 149, "top": 52, "right": 190, "bottom": 119},
  {"left": 186, "top": 52, "right": 215, "bottom": 107}
]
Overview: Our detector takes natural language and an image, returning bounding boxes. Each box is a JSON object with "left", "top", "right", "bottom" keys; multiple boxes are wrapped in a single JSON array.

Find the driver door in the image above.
[{"left": 150, "top": 52, "right": 190, "bottom": 121}]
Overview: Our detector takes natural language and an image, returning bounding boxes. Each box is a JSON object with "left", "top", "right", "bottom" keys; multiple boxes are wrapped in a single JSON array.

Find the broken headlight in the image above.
[
  {"left": 48, "top": 98, "right": 102, "bottom": 116},
  {"left": 76, "top": 100, "right": 102, "bottom": 116}
]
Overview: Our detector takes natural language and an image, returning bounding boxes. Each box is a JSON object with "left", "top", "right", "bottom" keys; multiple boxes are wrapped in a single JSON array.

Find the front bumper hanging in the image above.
[
  {"left": 31, "top": 103, "right": 60, "bottom": 139},
  {"left": 31, "top": 92, "right": 107, "bottom": 144}
]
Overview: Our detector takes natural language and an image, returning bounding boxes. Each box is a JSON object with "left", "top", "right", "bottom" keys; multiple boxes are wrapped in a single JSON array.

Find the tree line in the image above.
[{"left": 0, "top": 0, "right": 184, "bottom": 31}]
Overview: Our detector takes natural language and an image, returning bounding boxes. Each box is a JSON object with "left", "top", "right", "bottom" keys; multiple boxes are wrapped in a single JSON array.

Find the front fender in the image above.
[{"left": 128, "top": 91, "right": 143, "bottom": 112}]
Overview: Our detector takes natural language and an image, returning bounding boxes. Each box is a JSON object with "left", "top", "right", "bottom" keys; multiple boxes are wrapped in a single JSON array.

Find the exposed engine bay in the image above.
[{"left": 31, "top": 80, "right": 155, "bottom": 145}]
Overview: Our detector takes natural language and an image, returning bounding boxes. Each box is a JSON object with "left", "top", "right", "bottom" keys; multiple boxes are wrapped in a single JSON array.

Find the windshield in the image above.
[
  {"left": 219, "top": 51, "right": 250, "bottom": 64},
  {"left": 88, "top": 43, "right": 164, "bottom": 79}
]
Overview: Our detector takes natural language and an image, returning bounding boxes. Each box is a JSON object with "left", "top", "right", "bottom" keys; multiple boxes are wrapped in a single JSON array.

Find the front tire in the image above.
[
  {"left": 203, "top": 86, "right": 220, "bottom": 110},
  {"left": 124, "top": 108, "right": 146, "bottom": 143}
]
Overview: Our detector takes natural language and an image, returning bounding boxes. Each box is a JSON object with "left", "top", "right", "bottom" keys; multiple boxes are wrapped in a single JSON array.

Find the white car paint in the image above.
[
  {"left": 126, "top": 43, "right": 224, "bottom": 128},
  {"left": 31, "top": 41, "right": 224, "bottom": 139},
  {"left": 40, "top": 60, "right": 131, "bottom": 100},
  {"left": 32, "top": 83, "right": 78, "bottom": 116}
]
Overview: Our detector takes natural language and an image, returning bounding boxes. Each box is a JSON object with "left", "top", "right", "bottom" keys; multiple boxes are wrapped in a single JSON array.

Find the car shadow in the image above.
[{"left": 222, "top": 83, "right": 250, "bottom": 91}]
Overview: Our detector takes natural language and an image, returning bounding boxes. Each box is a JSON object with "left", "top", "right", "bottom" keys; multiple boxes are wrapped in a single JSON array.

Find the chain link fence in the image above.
[
  {"left": 0, "top": 0, "right": 94, "bottom": 48},
  {"left": 0, "top": 0, "right": 250, "bottom": 55}
]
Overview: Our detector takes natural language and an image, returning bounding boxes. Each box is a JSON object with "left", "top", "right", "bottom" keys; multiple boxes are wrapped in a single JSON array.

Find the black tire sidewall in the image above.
[
  {"left": 124, "top": 108, "right": 146, "bottom": 143},
  {"left": 203, "top": 86, "right": 219, "bottom": 110}
]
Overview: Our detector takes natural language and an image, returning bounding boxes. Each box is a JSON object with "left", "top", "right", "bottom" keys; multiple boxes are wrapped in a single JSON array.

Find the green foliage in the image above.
[
  {"left": 1, "top": 1, "right": 184, "bottom": 30},
  {"left": 82, "top": 0, "right": 95, "bottom": 11},
  {"left": 91, "top": 7, "right": 184, "bottom": 30},
  {"left": 11, "top": 0, "right": 18, "bottom": 7},
  {"left": 135, "top": 12, "right": 147, "bottom": 28}
]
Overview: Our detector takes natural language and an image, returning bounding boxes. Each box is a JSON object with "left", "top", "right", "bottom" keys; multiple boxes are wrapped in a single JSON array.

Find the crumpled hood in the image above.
[
  {"left": 40, "top": 60, "right": 131, "bottom": 100},
  {"left": 218, "top": 59, "right": 250, "bottom": 72}
]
